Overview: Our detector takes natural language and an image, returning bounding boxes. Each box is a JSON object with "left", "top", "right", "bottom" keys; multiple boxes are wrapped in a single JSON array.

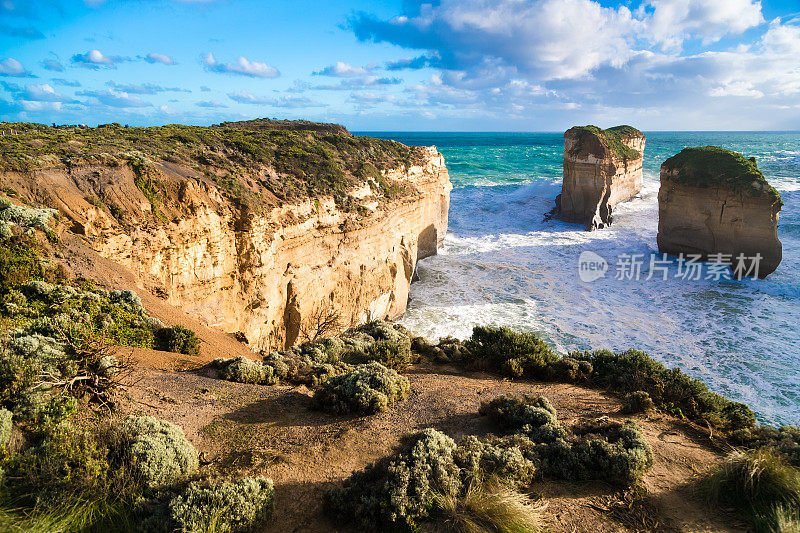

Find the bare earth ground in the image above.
[
  {"left": 117, "top": 364, "right": 748, "bottom": 533},
  {"left": 54, "top": 233, "right": 747, "bottom": 531}
]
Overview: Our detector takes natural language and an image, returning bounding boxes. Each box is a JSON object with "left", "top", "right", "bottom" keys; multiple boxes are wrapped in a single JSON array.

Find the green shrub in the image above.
[
  {"left": 731, "top": 426, "right": 800, "bottom": 468},
  {"left": 118, "top": 415, "right": 199, "bottom": 489},
  {"left": 154, "top": 325, "right": 201, "bottom": 356},
  {"left": 574, "top": 349, "right": 755, "bottom": 432},
  {"left": 465, "top": 326, "right": 558, "bottom": 378},
  {"left": 327, "top": 427, "right": 537, "bottom": 531},
  {"left": 326, "top": 428, "right": 463, "bottom": 530},
  {"left": 432, "top": 478, "right": 543, "bottom": 533},
  {"left": 622, "top": 391, "right": 655, "bottom": 414},
  {"left": 341, "top": 321, "right": 413, "bottom": 370},
  {"left": 480, "top": 395, "right": 653, "bottom": 485},
  {"left": 700, "top": 449, "right": 800, "bottom": 532},
  {"left": 479, "top": 395, "right": 565, "bottom": 443},
  {"left": 0, "top": 408, "right": 11, "bottom": 448},
  {"left": 535, "top": 419, "right": 654, "bottom": 485},
  {"left": 211, "top": 319, "right": 412, "bottom": 388},
  {"left": 146, "top": 477, "right": 275, "bottom": 533},
  {"left": 212, "top": 356, "right": 274, "bottom": 385},
  {"left": 312, "top": 362, "right": 410, "bottom": 415},
  {"left": 6, "top": 422, "right": 106, "bottom": 495}
]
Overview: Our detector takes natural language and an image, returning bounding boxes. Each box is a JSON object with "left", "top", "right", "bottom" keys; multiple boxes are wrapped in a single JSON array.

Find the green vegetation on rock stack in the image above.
[
  {"left": 662, "top": 146, "right": 781, "bottom": 201},
  {"left": 570, "top": 125, "right": 642, "bottom": 160},
  {"left": 0, "top": 119, "right": 423, "bottom": 200}
]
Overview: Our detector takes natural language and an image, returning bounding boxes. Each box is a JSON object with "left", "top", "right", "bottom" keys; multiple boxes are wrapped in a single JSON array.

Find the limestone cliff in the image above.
[
  {"left": 0, "top": 120, "right": 451, "bottom": 350},
  {"left": 657, "top": 146, "right": 782, "bottom": 278},
  {"left": 556, "top": 125, "right": 645, "bottom": 230}
]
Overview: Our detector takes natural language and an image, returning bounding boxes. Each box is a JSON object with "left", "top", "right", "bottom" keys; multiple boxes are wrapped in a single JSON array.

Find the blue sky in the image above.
[{"left": 0, "top": 0, "right": 799, "bottom": 130}]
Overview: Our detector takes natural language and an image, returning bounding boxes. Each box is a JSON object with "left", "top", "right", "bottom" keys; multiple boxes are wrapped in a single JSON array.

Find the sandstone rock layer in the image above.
[
  {"left": 657, "top": 146, "right": 782, "bottom": 278},
  {"left": 557, "top": 125, "right": 645, "bottom": 230}
]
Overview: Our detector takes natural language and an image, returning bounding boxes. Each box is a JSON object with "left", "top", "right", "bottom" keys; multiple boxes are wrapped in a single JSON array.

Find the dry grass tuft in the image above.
[{"left": 433, "top": 478, "right": 544, "bottom": 533}]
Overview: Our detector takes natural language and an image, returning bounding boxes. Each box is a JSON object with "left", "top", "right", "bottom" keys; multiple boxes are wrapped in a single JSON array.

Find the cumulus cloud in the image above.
[
  {"left": 202, "top": 53, "right": 279, "bottom": 78},
  {"left": 313, "top": 62, "right": 371, "bottom": 77},
  {"left": 644, "top": 0, "right": 764, "bottom": 49},
  {"left": 145, "top": 52, "right": 175, "bottom": 65},
  {"left": 71, "top": 49, "right": 129, "bottom": 69},
  {"left": 22, "top": 84, "right": 77, "bottom": 103},
  {"left": 106, "top": 81, "right": 190, "bottom": 94},
  {"left": 350, "top": 0, "right": 640, "bottom": 80},
  {"left": 77, "top": 88, "right": 151, "bottom": 108},
  {"left": 0, "top": 58, "right": 34, "bottom": 77}
]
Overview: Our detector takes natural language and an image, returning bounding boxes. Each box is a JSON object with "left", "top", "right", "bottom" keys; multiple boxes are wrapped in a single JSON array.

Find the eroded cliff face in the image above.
[
  {"left": 657, "top": 148, "right": 782, "bottom": 278},
  {"left": 2, "top": 134, "right": 450, "bottom": 351},
  {"left": 557, "top": 126, "right": 645, "bottom": 230}
]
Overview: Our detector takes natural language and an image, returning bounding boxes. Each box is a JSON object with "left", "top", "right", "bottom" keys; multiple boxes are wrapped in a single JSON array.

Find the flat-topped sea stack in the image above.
[
  {"left": 557, "top": 125, "right": 645, "bottom": 230},
  {"left": 658, "top": 146, "right": 782, "bottom": 278}
]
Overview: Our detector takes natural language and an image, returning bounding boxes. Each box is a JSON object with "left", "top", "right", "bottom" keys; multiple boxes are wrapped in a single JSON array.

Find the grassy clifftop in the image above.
[
  {"left": 0, "top": 119, "right": 425, "bottom": 200},
  {"left": 567, "top": 124, "right": 643, "bottom": 160},
  {"left": 662, "top": 146, "right": 781, "bottom": 201}
]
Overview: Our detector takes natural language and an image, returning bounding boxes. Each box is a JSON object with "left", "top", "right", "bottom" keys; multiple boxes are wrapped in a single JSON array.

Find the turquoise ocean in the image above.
[{"left": 360, "top": 131, "right": 800, "bottom": 425}]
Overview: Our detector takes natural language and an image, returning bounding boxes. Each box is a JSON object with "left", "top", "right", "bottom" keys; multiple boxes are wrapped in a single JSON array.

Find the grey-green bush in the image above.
[
  {"left": 213, "top": 356, "right": 274, "bottom": 385},
  {"left": 151, "top": 477, "right": 275, "bottom": 533},
  {"left": 0, "top": 408, "right": 11, "bottom": 448},
  {"left": 119, "top": 415, "right": 199, "bottom": 489},
  {"left": 479, "top": 395, "right": 565, "bottom": 443},
  {"left": 326, "top": 427, "right": 538, "bottom": 531},
  {"left": 465, "top": 326, "right": 558, "bottom": 378},
  {"left": 535, "top": 419, "right": 654, "bottom": 485},
  {"left": 326, "top": 428, "right": 463, "bottom": 530},
  {"left": 155, "top": 325, "right": 201, "bottom": 356},
  {"left": 210, "top": 320, "right": 413, "bottom": 388},
  {"left": 622, "top": 391, "right": 655, "bottom": 414},
  {"left": 479, "top": 394, "right": 653, "bottom": 485},
  {"left": 312, "top": 362, "right": 410, "bottom": 415}
]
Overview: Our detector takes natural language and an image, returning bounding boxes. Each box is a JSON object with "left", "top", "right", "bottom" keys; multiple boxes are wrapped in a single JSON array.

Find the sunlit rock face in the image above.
[
  {"left": 657, "top": 146, "right": 782, "bottom": 279},
  {"left": 557, "top": 125, "right": 645, "bottom": 230}
]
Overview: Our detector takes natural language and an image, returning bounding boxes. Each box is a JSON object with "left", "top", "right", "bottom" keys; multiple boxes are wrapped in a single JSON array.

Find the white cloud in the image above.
[
  {"left": 227, "top": 90, "right": 272, "bottom": 104},
  {"left": 645, "top": 0, "right": 764, "bottom": 49},
  {"left": 314, "top": 62, "right": 371, "bottom": 77},
  {"left": 203, "top": 53, "right": 279, "bottom": 78},
  {"left": 23, "top": 84, "right": 75, "bottom": 102},
  {"left": 71, "top": 49, "right": 128, "bottom": 69},
  {"left": 145, "top": 52, "right": 176, "bottom": 65},
  {"left": 352, "top": 0, "right": 640, "bottom": 80},
  {"left": 0, "top": 58, "right": 31, "bottom": 77}
]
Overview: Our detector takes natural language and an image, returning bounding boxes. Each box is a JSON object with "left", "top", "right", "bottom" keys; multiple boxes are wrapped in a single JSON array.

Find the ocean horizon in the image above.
[{"left": 365, "top": 131, "right": 800, "bottom": 426}]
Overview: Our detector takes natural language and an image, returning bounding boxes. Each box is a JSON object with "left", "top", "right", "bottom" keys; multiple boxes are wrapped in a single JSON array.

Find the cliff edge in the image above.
[
  {"left": 657, "top": 146, "right": 782, "bottom": 278},
  {"left": 0, "top": 119, "right": 451, "bottom": 350},
  {"left": 556, "top": 125, "right": 645, "bottom": 230}
]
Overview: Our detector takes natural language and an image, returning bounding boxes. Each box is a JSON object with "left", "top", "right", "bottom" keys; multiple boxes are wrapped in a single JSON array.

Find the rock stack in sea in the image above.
[
  {"left": 657, "top": 146, "right": 782, "bottom": 278},
  {"left": 556, "top": 125, "right": 645, "bottom": 230}
]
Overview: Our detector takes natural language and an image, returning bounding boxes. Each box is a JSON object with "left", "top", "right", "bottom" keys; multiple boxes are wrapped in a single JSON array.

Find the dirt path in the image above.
[{"left": 120, "top": 365, "right": 747, "bottom": 533}]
